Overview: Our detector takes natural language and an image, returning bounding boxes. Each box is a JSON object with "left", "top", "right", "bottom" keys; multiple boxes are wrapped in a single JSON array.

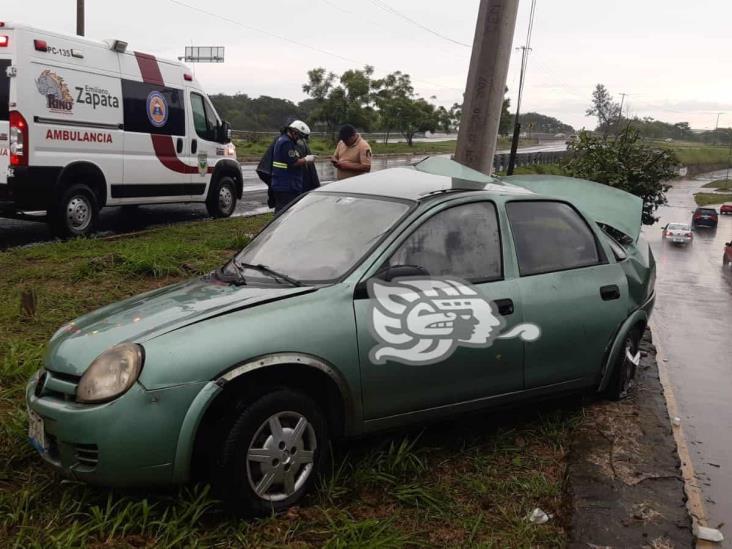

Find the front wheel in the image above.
[
  {"left": 49, "top": 184, "right": 99, "bottom": 237},
  {"left": 211, "top": 388, "right": 328, "bottom": 516},
  {"left": 605, "top": 331, "right": 641, "bottom": 401},
  {"left": 206, "top": 176, "right": 237, "bottom": 218}
]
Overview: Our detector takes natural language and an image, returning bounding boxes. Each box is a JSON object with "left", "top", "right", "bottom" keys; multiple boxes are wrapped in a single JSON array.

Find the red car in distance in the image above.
[{"left": 720, "top": 204, "right": 732, "bottom": 215}]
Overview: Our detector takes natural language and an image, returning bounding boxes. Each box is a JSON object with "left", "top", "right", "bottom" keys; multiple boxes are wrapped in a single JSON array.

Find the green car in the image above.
[{"left": 26, "top": 158, "right": 655, "bottom": 515}]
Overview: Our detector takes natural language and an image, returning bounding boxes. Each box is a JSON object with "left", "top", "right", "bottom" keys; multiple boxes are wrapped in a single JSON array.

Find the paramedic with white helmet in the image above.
[{"left": 270, "top": 120, "right": 316, "bottom": 213}]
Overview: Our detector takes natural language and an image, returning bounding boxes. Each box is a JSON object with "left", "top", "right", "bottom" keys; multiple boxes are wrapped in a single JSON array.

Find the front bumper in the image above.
[{"left": 25, "top": 373, "right": 206, "bottom": 487}]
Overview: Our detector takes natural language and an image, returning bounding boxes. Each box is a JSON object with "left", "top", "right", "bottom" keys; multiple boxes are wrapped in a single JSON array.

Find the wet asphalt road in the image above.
[
  {"left": 0, "top": 141, "right": 567, "bottom": 249},
  {"left": 643, "top": 169, "right": 732, "bottom": 541}
]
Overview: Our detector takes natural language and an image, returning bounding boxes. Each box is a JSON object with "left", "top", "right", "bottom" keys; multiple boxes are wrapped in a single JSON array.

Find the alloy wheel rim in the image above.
[
  {"left": 66, "top": 196, "right": 92, "bottom": 231},
  {"left": 246, "top": 411, "right": 316, "bottom": 502},
  {"left": 219, "top": 186, "right": 234, "bottom": 213}
]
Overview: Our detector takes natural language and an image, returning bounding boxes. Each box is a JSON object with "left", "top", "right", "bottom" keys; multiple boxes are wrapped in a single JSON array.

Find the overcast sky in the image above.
[{"left": 5, "top": 1, "right": 731, "bottom": 130}]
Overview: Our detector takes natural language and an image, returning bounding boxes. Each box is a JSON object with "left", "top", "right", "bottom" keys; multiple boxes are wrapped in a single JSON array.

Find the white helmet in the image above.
[{"left": 288, "top": 120, "right": 311, "bottom": 137}]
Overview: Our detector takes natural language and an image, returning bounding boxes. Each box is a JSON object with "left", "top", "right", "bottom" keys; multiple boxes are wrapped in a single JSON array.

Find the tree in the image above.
[
  {"left": 586, "top": 84, "right": 621, "bottom": 136},
  {"left": 518, "top": 112, "right": 574, "bottom": 135},
  {"left": 302, "top": 66, "right": 376, "bottom": 139},
  {"left": 564, "top": 127, "right": 679, "bottom": 225},
  {"left": 499, "top": 89, "right": 512, "bottom": 135},
  {"left": 372, "top": 71, "right": 413, "bottom": 143},
  {"left": 371, "top": 71, "right": 438, "bottom": 145}
]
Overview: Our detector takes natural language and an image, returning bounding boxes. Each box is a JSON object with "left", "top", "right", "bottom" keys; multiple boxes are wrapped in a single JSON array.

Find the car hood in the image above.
[
  {"left": 45, "top": 276, "right": 315, "bottom": 377},
  {"left": 502, "top": 175, "right": 643, "bottom": 242}
]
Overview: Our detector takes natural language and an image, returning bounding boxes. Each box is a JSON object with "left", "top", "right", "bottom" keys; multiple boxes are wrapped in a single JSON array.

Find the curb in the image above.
[{"left": 567, "top": 329, "right": 694, "bottom": 547}]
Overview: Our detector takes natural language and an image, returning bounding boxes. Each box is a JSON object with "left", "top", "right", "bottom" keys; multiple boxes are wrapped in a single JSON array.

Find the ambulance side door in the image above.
[
  {"left": 118, "top": 53, "right": 192, "bottom": 201},
  {"left": 186, "top": 89, "right": 219, "bottom": 194}
]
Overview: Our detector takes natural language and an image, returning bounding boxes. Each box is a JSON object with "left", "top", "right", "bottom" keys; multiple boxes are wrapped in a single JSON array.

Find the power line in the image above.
[
  {"left": 368, "top": 0, "right": 471, "bottom": 48},
  {"left": 318, "top": 0, "right": 467, "bottom": 63},
  {"left": 169, "top": 0, "right": 358, "bottom": 65},
  {"left": 169, "top": 0, "right": 465, "bottom": 96}
]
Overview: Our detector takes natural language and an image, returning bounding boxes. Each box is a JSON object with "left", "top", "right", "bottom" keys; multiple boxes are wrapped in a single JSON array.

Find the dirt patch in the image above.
[{"left": 567, "top": 330, "right": 693, "bottom": 547}]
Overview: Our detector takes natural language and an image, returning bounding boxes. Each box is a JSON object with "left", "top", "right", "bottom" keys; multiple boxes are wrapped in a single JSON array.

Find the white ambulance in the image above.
[{"left": 0, "top": 22, "right": 241, "bottom": 236}]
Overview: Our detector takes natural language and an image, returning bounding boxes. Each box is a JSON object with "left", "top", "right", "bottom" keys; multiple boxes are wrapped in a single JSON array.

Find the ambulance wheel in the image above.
[
  {"left": 207, "top": 177, "right": 237, "bottom": 218},
  {"left": 50, "top": 184, "right": 99, "bottom": 237}
]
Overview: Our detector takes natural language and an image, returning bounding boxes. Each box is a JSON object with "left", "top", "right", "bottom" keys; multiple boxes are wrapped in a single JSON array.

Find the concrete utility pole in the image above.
[
  {"left": 76, "top": 0, "right": 85, "bottom": 36},
  {"left": 618, "top": 92, "right": 628, "bottom": 119},
  {"left": 455, "top": 0, "right": 520, "bottom": 175}
]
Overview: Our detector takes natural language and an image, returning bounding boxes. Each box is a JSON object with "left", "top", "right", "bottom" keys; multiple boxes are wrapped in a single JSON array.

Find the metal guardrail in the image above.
[{"left": 493, "top": 150, "right": 569, "bottom": 172}]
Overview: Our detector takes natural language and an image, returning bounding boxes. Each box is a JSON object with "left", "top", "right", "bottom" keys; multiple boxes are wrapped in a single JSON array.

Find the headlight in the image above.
[{"left": 76, "top": 343, "right": 144, "bottom": 403}]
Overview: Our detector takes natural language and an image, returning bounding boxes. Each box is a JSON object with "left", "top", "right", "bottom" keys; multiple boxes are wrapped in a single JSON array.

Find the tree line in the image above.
[
  {"left": 587, "top": 83, "right": 728, "bottom": 144},
  {"left": 209, "top": 66, "right": 575, "bottom": 144}
]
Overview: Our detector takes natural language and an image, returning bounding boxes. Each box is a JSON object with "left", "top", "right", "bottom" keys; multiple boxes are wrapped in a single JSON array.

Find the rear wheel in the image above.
[
  {"left": 206, "top": 176, "right": 237, "bottom": 218},
  {"left": 211, "top": 388, "right": 328, "bottom": 516},
  {"left": 606, "top": 330, "right": 641, "bottom": 401},
  {"left": 49, "top": 184, "right": 99, "bottom": 237}
]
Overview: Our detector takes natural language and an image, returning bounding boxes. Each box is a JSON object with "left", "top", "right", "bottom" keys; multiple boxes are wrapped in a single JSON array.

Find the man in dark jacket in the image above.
[{"left": 256, "top": 120, "right": 319, "bottom": 210}]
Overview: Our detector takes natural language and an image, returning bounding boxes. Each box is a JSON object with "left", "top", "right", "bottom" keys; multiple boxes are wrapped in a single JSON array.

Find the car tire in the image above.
[
  {"left": 49, "top": 184, "right": 99, "bottom": 237},
  {"left": 206, "top": 176, "right": 237, "bottom": 218},
  {"left": 605, "top": 330, "right": 641, "bottom": 401},
  {"left": 211, "top": 388, "right": 328, "bottom": 516}
]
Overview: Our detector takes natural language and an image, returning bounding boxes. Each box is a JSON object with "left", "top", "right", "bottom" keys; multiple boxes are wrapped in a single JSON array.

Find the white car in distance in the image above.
[{"left": 662, "top": 222, "right": 693, "bottom": 245}]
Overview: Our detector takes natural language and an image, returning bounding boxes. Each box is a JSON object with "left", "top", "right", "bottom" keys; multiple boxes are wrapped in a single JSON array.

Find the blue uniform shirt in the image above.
[{"left": 271, "top": 134, "right": 304, "bottom": 193}]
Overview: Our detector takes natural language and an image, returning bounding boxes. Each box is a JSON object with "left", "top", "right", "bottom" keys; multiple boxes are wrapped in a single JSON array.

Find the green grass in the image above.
[
  {"left": 0, "top": 215, "right": 578, "bottom": 547},
  {"left": 694, "top": 192, "right": 732, "bottom": 206},
  {"left": 233, "top": 136, "right": 536, "bottom": 161},
  {"left": 663, "top": 143, "right": 730, "bottom": 167},
  {"left": 702, "top": 178, "right": 732, "bottom": 190}
]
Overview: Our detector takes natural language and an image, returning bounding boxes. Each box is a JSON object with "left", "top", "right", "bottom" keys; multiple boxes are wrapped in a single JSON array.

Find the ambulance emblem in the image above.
[
  {"left": 197, "top": 152, "right": 208, "bottom": 176},
  {"left": 146, "top": 91, "right": 168, "bottom": 128},
  {"left": 36, "top": 70, "right": 74, "bottom": 113}
]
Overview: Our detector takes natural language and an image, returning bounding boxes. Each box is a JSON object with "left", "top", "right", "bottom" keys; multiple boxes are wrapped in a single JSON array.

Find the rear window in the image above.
[
  {"left": 667, "top": 223, "right": 690, "bottom": 231},
  {"left": 699, "top": 208, "right": 717, "bottom": 214},
  {"left": 0, "top": 60, "right": 10, "bottom": 121},
  {"left": 507, "top": 201, "right": 603, "bottom": 276}
]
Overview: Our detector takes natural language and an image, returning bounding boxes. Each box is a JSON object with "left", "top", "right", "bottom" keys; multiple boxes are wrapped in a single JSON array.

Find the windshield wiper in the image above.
[{"left": 235, "top": 262, "right": 303, "bottom": 287}]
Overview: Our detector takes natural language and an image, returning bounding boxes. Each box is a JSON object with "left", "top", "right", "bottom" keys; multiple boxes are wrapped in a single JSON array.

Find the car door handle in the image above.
[
  {"left": 494, "top": 298, "right": 514, "bottom": 316},
  {"left": 600, "top": 285, "right": 620, "bottom": 301},
  {"left": 191, "top": 139, "right": 198, "bottom": 154},
  {"left": 176, "top": 138, "right": 183, "bottom": 154}
]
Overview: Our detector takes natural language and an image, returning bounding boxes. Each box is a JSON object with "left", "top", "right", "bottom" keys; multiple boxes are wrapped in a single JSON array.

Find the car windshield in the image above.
[
  {"left": 667, "top": 223, "right": 689, "bottom": 230},
  {"left": 228, "top": 193, "right": 411, "bottom": 283}
]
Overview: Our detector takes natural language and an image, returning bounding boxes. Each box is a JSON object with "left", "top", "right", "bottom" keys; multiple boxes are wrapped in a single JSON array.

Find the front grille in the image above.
[{"left": 74, "top": 443, "right": 99, "bottom": 470}]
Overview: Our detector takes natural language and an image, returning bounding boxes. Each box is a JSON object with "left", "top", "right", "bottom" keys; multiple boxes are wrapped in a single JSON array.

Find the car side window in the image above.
[
  {"left": 506, "top": 201, "right": 602, "bottom": 276},
  {"left": 385, "top": 202, "right": 502, "bottom": 281},
  {"left": 191, "top": 92, "right": 215, "bottom": 141}
]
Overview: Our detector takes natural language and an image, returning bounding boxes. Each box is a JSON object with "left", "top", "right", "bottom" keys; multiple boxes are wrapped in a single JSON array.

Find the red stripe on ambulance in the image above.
[{"left": 133, "top": 51, "right": 212, "bottom": 174}]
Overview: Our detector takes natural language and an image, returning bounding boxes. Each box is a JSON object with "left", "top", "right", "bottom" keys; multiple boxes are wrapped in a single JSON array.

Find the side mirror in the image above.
[
  {"left": 218, "top": 121, "right": 232, "bottom": 144},
  {"left": 379, "top": 264, "right": 430, "bottom": 281},
  {"left": 353, "top": 264, "right": 430, "bottom": 299},
  {"left": 726, "top": 242, "right": 731, "bottom": 247}
]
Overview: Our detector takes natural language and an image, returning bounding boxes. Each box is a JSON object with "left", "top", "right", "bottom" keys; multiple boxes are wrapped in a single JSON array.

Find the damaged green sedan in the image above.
[{"left": 26, "top": 158, "right": 655, "bottom": 515}]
